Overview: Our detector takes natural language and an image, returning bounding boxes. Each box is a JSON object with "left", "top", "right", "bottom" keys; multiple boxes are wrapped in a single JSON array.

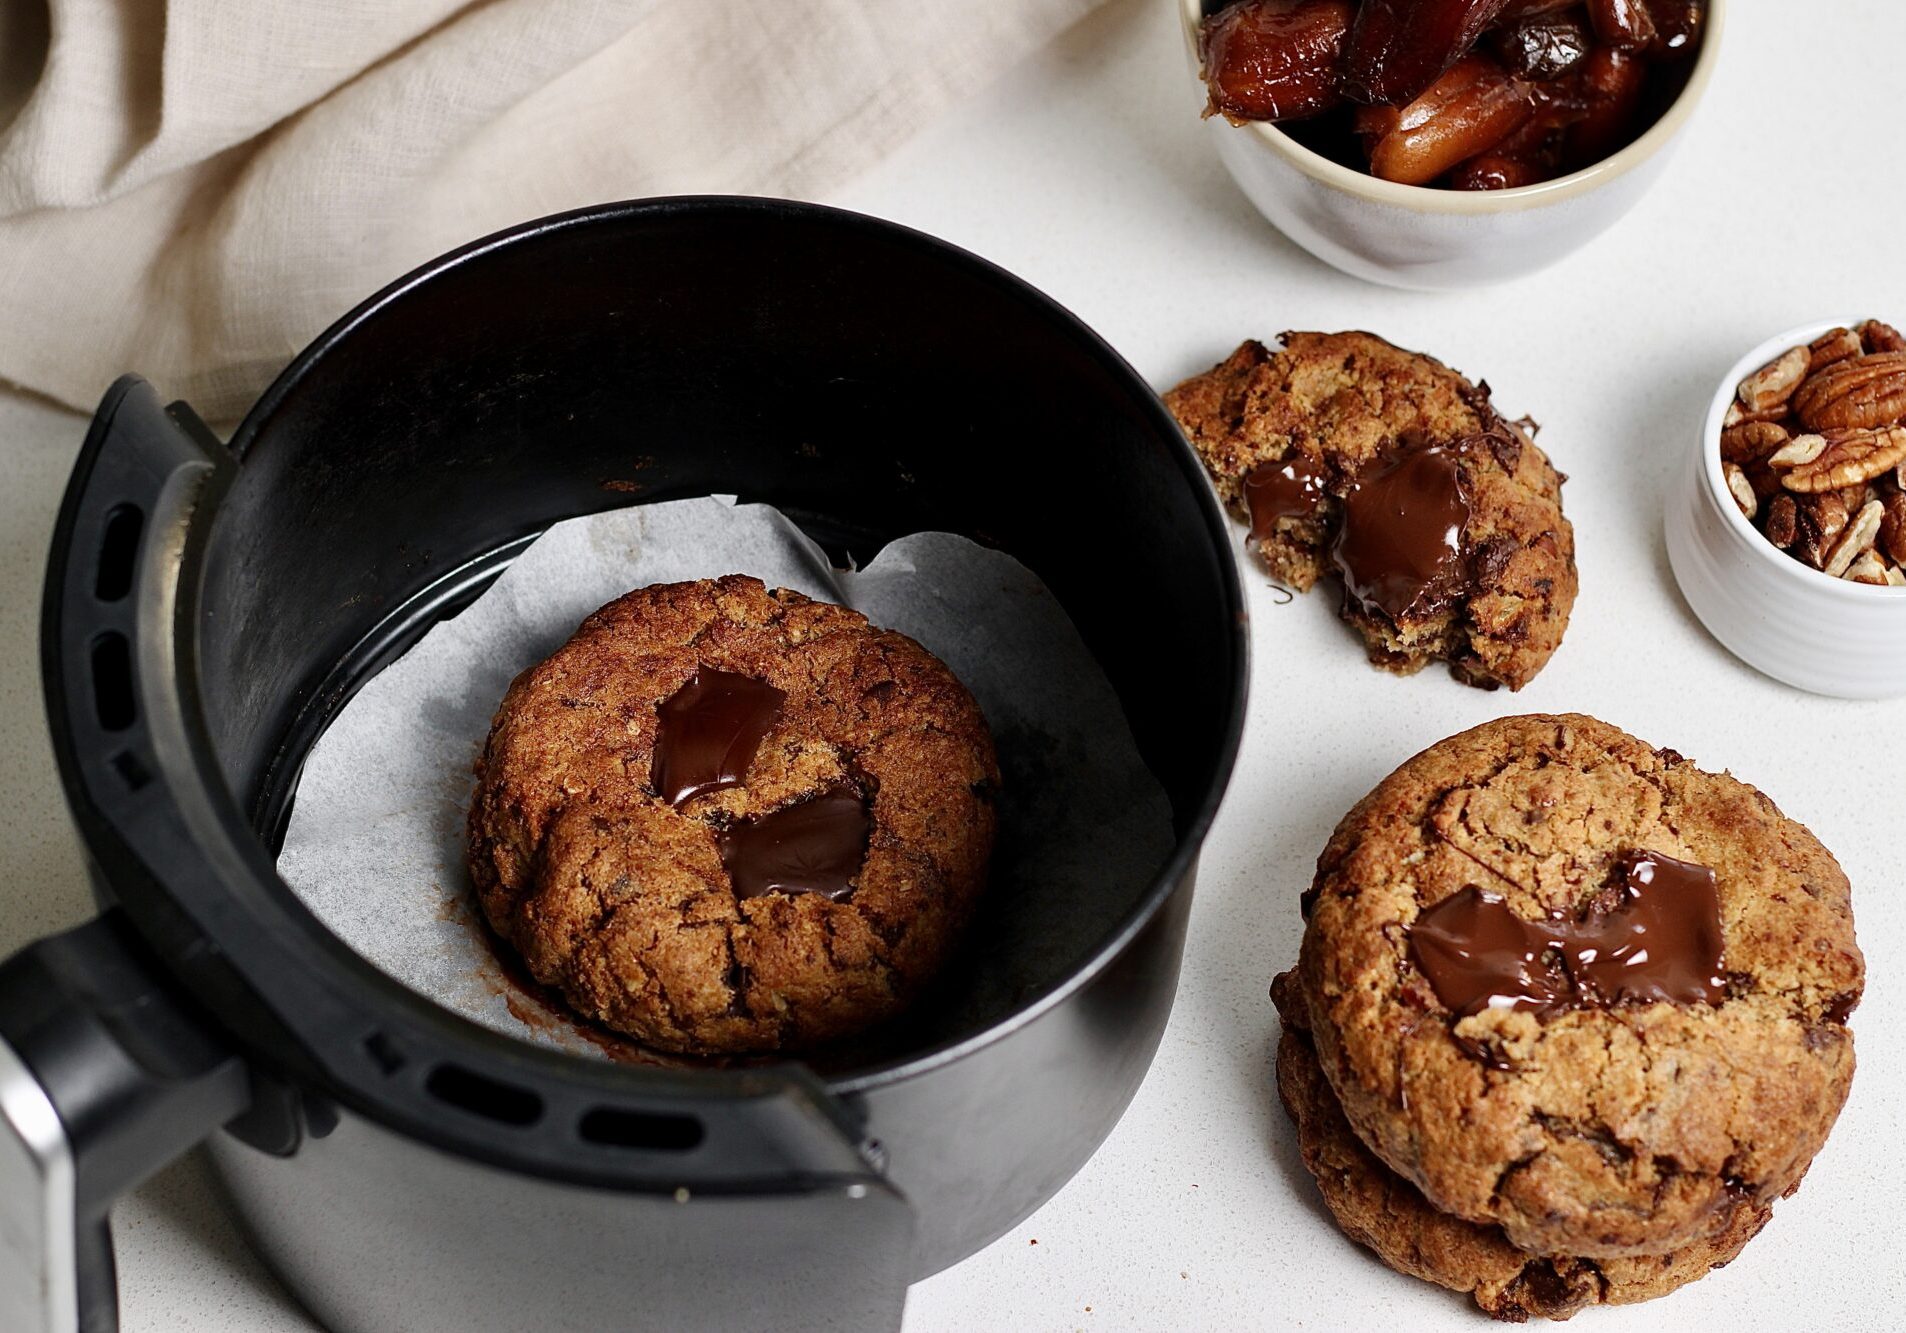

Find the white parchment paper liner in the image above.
[{"left": 278, "top": 497, "right": 1173, "bottom": 1063}]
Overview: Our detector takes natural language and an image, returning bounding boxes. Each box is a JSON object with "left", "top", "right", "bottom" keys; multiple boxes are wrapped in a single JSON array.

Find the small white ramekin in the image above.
[
  {"left": 1178, "top": 0, "right": 1726, "bottom": 290},
  {"left": 1665, "top": 318, "right": 1906, "bottom": 699}
]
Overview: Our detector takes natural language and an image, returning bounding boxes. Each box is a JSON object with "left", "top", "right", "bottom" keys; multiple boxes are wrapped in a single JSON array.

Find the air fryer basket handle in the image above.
[
  {"left": 0, "top": 912, "right": 251, "bottom": 1333},
  {"left": 3, "top": 376, "right": 255, "bottom": 1333},
  {"left": 28, "top": 375, "right": 923, "bottom": 1331}
]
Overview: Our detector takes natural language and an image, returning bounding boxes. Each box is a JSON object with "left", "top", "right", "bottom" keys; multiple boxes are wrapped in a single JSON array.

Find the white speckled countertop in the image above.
[{"left": 2, "top": 1, "right": 1901, "bottom": 1328}]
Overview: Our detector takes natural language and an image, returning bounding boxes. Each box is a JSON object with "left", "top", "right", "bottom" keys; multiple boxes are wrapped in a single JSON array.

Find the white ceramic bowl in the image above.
[
  {"left": 1666, "top": 319, "right": 1906, "bottom": 699},
  {"left": 1178, "top": 0, "right": 1726, "bottom": 290}
]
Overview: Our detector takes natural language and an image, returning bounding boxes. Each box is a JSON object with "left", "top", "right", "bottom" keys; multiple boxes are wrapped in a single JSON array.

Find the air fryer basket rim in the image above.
[
  {"left": 44, "top": 197, "right": 1249, "bottom": 1196},
  {"left": 222, "top": 194, "right": 1249, "bottom": 1094}
]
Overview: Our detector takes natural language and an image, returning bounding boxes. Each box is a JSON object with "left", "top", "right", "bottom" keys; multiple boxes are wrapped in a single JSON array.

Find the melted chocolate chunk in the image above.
[
  {"left": 1408, "top": 851, "right": 1728, "bottom": 1025},
  {"left": 1244, "top": 455, "right": 1329, "bottom": 538},
  {"left": 718, "top": 789, "right": 871, "bottom": 901},
  {"left": 1331, "top": 441, "right": 1470, "bottom": 621},
  {"left": 1408, "top": 884, "right": 1570, "bottom": 1019},
  {"left": 1569, "top": 851, "right": 1728, "bottom": 1008},
  {"left": 1452, "top": 1031, "right": 1518, "bottom": 1073},
  {"left": 651, "top": 668, "right": 786, "bottom": 807}
]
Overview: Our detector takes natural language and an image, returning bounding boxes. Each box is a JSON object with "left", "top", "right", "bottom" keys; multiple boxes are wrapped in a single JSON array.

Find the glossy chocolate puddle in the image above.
[
  {"left": 652, "top": 667, "right": 787, "bottom": 807},
  {"left": 718, "top": 787, "right": 872, "bottom": 902},
  {"left": 1409, "top": 851, "right": 1728, "bottom": 1035},
  {"left": 1331, "top": 440, "right": 1471, "bottom": 622}
]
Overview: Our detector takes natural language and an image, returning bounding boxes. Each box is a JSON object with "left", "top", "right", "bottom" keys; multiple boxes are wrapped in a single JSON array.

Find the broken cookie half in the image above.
[{"left": 1165, "top": 331, "right": 1577, "bottom": 690}]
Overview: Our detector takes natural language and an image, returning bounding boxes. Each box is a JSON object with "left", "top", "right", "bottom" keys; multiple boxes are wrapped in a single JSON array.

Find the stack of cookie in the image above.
[{"left": 1274, "top": 714, "right": 1863, "bottom": 1320}]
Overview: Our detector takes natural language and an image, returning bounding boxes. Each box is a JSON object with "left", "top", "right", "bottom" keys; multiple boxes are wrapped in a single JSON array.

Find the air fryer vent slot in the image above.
[
  {"left": 425, "top": 1064, "right": 542, "bottom": 1126},
  {"left": 578, "top": 1106, "right": 704, "bottom": 1152},
  {"left": 363, "top": 1031, "right": 406, "bottom": 1075},
  {"left": 95, "top": 503, "right": 143, "bottom": 601},
  {"left": 110, "top": 749, "right": 152, "bottom": 791},
  {"left": 91, "top": 632, "right": 136, "bottom": 731}
]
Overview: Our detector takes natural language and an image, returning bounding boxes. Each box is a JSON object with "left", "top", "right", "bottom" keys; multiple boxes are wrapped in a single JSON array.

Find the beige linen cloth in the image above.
[{"left": 0, "top": 0, "right": 1101, "bottom": 423}]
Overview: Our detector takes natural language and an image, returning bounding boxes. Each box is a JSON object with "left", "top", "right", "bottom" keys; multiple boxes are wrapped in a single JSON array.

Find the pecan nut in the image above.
[
  {"left": 1736, "top": 345, "right": 1810, "bottom": 415},
  {"left": 1793, "top": 491, "right": 1852, "bottom": 570},
  {"left": 1720, "top": 419, "right": 1789, "bottom": 464},
  {"left": 1880, "top": 490, "right": 1906, "bottom": 566},
  {"left": 1860, "top": 319, "right": 1906, "bottom": 355},
  {"left": 1764, "top": 493, "right": 1799, "bottom": 548},
  {"left": 1843, "top": 549, "right": 1891, "bottom": 585},
  {"left": 1743, "top": 459, "right": 1784, "bottom": 501},
  {"left": 1792, "top": 352, "right": 1906, "bottom": 432},
  {"left": 1822, "top": 499, "right": 1885, "bottom": 578},
  {"left": 1722, "top": 463, "right": 1757, "bottom": 519},
  {"left": 1722, "top": 399, "right": 1791, "bottom": 430},
  {"left": 1766, "top": 433, "right": 1827, "bottom": 468},
  {"left": 1808, "top": 327, "right": 1864, "bottom": 373},
  {"left": 1780, "top": 427, "right": 1906, "bottom": 494}
]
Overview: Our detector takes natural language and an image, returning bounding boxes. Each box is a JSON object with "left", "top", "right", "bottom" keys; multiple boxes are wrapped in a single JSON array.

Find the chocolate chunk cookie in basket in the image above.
[{"left": 468, "top": 575, "right": 1000, "bottom": 1056}]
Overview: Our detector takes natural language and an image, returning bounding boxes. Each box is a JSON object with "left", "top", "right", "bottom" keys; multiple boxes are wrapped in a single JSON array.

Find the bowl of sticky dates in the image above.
[{"left": 1180, "top": 0, "right": 1723, "bottom": 288}]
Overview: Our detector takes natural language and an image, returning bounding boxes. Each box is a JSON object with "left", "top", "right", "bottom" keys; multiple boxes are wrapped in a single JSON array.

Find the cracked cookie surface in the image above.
[
  {"left": 1273, "top": 974, "right": 1769, "bottom": 1321},
  {"left": 1296, "top": 714, "right": 1861, "bottom": 1259},
  {"left": 466, "top": 575, "right": 998, "bottom": 1055},
  {"left": 1165, "top": 331, "right": 1576, "bottom": 690}
]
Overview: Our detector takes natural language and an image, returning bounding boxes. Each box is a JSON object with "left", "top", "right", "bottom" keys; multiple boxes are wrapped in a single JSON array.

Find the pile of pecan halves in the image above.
[{"left": 1723, "top": 320, "right": 1906, "bottom": 586}]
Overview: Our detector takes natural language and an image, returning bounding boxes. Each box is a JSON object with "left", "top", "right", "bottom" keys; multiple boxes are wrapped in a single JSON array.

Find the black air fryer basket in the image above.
[{"left": 0, "top": 198, "right": 1246, "bottom": 1333}]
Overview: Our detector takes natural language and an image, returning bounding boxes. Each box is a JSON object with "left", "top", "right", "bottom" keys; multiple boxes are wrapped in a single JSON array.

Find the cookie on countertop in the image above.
[
  {"left": 1273, "top": 974, "right": 1771, "bottom": 1322},
  {"left": 467, "top": 575, "right": 999, "bottom": 1055},
  {"left": 1165, "top": 332, "right": 1576, "bottom": 690},
  {"left": 1294, "top": 714, "right": 1860, "bottom": 1263}
]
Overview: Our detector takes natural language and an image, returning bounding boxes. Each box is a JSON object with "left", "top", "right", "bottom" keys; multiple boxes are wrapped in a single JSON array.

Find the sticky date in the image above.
[
  {"left": 1447, "top": 152, "right": 1544, "bottom": 190},
  {"left": 1586, "top": 0, "right": 1656, "bottom": 50},
  {"left": 1643, "top": 0, "right": 1705, "bottom": 58},
  {"left": 1341, "top": 0, "right": 1517, "bottom": 107},
  {"left": 1366, "top": 54, "right": 1532, "bottom": 186},
  {"left": 1489, "top": 8, "right": 1593, "bottom": 80},
  {"left": 1202, "top": 0, "right": 1355, "bottom": 122},
  {"left": 1493, "top": 0, "right": 1577, "bottom": 17},
  {"left": 1563, "top": 45, "right": 1647, "bottom": 167}
]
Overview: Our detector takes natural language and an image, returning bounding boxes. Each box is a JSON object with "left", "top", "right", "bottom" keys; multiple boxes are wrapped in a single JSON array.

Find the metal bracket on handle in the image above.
[
  {"left": 0, "top": 1036, "right": 78, "bottom": 1333},
  {"left": 0, "top": 912, "right": 253, "bottom": 1333}
]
